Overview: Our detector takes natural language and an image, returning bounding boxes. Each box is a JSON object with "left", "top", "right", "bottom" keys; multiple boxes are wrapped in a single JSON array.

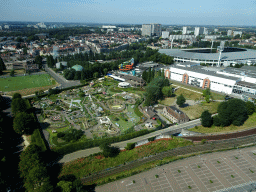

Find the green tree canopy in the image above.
[
  {"left": 13, "top": 112, "right": 36, "bottom": 135},
  {"left": 24, "top": 164, "right": 53, "bottom": 192},
  {"left": 0, "top": 57, "right": 6, "bottom": 75},
  {"left": 11, "top": 98, "right": 29, "bottom": 115},
  {"left": 12, "top": 93, "right": 22, "bottom": 100},
  {"left": 216, "top": 99, "right": 248, "bottom": 126},
  {"left": 162, "top": 86, "right": 173, "bottom": 98},
  {"left": 246, "top": 101, "right": 255, "bottom": 115},
  {"left": 176, "top": 94, "right": 186, "bottom": 107},
  {"left": 201, "top": 110, "right": 213, "bottom": 127}
]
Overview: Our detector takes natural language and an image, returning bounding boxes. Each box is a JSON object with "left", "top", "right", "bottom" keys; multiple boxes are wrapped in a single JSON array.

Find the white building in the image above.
[
  {"left": 182, "top": 27, "right": 187, "bottom": 35},
  {"left": 164, "top": 64, "right": 256, "bottom": 97},
  {"left": 142, "top": 23, "right": 162, "bottom": 37},
  {"left": 203, "top": 27, "right": 208, "bottom": 35},
  {"left": 162, "top": 31, "right": 170, "bottom": 39},
  {"left": 194, "top": 27, "right": 204, "bottom": 37},
  {"left": 227, "top": 30, "right": 233, "bottom": 36},
  {"left": 233, "top": 31, "right": 242, "bottom": 37}
]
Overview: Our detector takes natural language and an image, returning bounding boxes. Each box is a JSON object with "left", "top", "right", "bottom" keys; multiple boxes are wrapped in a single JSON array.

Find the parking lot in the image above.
[{"left": 96, "top": 146, "right": 256, "bottom": 192}]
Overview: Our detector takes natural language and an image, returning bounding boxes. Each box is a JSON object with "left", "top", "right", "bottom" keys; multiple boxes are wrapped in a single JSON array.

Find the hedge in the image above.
[
  {"left": 31, "top": 129, "right": 48, "bottom": 152},
  {"left": 53, "top": 129, "right": 152, "bottom": 155}
]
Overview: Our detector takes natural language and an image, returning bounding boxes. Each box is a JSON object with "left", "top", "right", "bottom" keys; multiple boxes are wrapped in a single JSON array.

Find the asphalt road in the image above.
[
  {"left": 44, "top": 66, "right": 81, "bottom": 88},
  {"left": 59, "top": 119, "right": 201, "bottom": 163}
]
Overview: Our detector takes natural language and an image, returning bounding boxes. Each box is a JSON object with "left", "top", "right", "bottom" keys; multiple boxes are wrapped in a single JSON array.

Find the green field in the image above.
[{"left": 0, "top": 74, "right": 54, "bottom": 92}]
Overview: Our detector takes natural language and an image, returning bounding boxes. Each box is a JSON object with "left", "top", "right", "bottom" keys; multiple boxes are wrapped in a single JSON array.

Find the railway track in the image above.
[{"left": 81, "top": 134, "right": 256, "bottom": 184}]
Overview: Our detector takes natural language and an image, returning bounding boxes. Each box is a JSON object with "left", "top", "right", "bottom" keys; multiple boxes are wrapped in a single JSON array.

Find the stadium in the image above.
[{"left": 159, "top": 47, "right": 256, "bottom": 66}]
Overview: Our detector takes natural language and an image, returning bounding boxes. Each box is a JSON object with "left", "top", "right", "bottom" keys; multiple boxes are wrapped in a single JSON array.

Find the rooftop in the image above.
[
  {"left": 159, "top": 48, "right": 256, "bottom": 61},
  {"left": 171, "top": 65, "right": 239, "bottom": 81}
]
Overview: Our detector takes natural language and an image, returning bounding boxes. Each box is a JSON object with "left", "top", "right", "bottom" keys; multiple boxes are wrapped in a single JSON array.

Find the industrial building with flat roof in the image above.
[
  {"left": 163, "top": 64, "right": 256, "bottom": 99},
  {"left": 159, "top": 48, "right": 256, "bottom": 66}
]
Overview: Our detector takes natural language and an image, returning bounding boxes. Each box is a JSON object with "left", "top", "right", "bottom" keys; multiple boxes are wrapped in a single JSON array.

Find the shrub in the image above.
[
  {"left": 201, "top": 139, "right": 207, "bottom": 144},
  {"left": 125, "top": 143, "right": 135, "bottom": 150},
  {"left": 155, "top": 175, "right": 159, "bottom": 178}
]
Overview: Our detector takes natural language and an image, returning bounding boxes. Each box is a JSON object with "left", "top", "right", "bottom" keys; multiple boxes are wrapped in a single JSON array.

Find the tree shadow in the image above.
[{"left": 40, "top": 121, "right": 51, "bottom": 130}]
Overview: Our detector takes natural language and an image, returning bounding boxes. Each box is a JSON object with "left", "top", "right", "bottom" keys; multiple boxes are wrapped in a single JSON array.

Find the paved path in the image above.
[
  {"left": 45, "top": 66, "right": 81, "bottom": 88},
  {"left": 96, "top": 146, "right": 256, "bottom": 192},
  {"left": 59, "top": 119, "right": 201, "bottom": 163}
]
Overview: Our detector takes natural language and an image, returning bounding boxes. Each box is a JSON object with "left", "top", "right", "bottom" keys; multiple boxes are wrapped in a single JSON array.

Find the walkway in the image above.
[{"left": 96, "top": 146, "right": 256, "bottom": 192}]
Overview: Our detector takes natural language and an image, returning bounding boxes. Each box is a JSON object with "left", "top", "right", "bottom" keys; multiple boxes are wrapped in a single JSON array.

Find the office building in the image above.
[
  {"left": 162, "top": 31, "right": 170, "bottom": 39},
  {"left": 233, "top": 31, "right": 242, "bottom": 37},
  {"left": 227, "top": 30, "right": 233, "bottom": 36},
  {"left": 182, "top": 27, "right": 187, "bottom": 35},
  {"left": 142, "top": 23, "right": 161, "bottom": 37},
  {"left": 203, "top": 27, "right": 208, "bottom": 35},
  {"left": 194, "top": 27, "right": 204, "bottom": 36}
]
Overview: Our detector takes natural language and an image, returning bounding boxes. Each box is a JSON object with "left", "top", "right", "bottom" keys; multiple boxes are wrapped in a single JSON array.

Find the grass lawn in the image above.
[
  {"left": 175, "top": 88, "right": 202, "bottom": 100},
  {"left": 181, "top": 102, "right": 220, "bottom": 120},
  {"left": 58, "top": 137, "right": 192, "bottom": 178},
  {"left": 0, "top": 74, "right": 57, "bottom": 95},
  {"left": 170, "top": 80, "right": 225, "bottom": 100},
  {"left": 189, "top": 113, "right": 256, "bottom": 134},
  {"left": 159, "top": 88, "right": 202, "bottom": 106}
]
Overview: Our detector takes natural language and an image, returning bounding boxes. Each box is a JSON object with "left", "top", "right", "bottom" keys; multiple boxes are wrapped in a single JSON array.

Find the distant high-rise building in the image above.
[
  {"left": 203, "top": 27, "right": 208, "bottom": 35},
  {"left": 227, "top": 30, "right": 233, "bottom": 36},
  {"left": 214, "top": 29, "right": 219, "bottom": 33},
  {"left": 142, "top": 23, "right": 162, "bottom": 37},
  {"left": 182, "top": 27, "right": 187, "bottom": 35},
  {"left": 162, "top": 31, "right": 170, "bottom": 39},
  {"left": 194, "top": 27, "right": 204, "bottom": 36}
]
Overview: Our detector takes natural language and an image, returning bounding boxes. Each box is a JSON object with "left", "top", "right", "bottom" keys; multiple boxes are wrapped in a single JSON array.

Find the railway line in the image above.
[{"left": 81, "top": 134, "right": 256, "bottom": 185}]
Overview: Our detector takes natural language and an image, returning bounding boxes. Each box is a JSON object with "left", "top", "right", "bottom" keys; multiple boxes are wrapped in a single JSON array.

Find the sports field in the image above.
[{"left": 0, "top": 74, "right": 54, "bottom": 92}]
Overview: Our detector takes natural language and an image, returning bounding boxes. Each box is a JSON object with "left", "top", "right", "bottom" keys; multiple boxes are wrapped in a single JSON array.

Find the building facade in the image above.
[
  {"left": 194, "top": 27, "right": 204, "bottom": 36},
  {"left": 182, "top": 27, "right": 187, "bottom": 35},
  {"left": 142, "top": 23, "right": 162, "bottom": 37},
  {"left": 163, "top": 106, "right": 189, "bottom": 123}
]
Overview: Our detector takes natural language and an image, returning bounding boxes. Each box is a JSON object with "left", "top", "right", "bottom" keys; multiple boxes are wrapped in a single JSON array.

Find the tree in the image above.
[
  {"left": 162, "top": 86, "right": 173, "bottom": 97},
  {"left": 12, "top": 93, "right": 22, "bottom": 100},
  {"left": 35, "top": 55, "right": 43, "bottom": 69},
  {"left": 125, "top": 143, "right": 135, "bottom": 150},
  {"left": 57, "top": 181, "right": 73, "bottom": 192},
  {"left": 216, "top": 99, "right": 248, "bottom": 126},
  {"left": 93, "top": 72, "right": 99, "bottom": 79},
  {"left": 99, "top": 142, "right": 120, "bottom": 157},
  {"left": 203, "top": 88, "right": 211, "bottom": 97},
  {"left": 201, "top": 110, "right": 213, "bottom": 127},
  {"left": 24, "top": 164, "right": 53, "bottom": 192},
  {"left": 176, "top": 94, "right": 186, "bottom": 107},
  {"left": 246, "top": 101, "right": 255, "bottom": 115},
  {"left": 0, "top": 57, "right": 6, "bottom": 75},
  {"left": 103, "top": 68, "right": 108, "bottom": 75},
  {"left": 10, "top": 69, "right": 15, "bottom": 77},
  {"left": 11, "top": 98, "right": 28, "bottom": 115},
  {"left": 13, "top": 112, "right": 36, "bottom": 135}
]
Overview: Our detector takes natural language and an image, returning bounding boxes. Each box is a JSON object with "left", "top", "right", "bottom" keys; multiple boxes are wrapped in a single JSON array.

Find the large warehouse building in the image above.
[
  {"left": 164, "top": 63, "right": 256, "bottom": 99},
  {"left": 159, "top": 47, "right": 256, "bottom": 66}
]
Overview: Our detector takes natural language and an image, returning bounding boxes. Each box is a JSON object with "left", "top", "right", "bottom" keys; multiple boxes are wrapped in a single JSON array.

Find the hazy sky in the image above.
[{"left": 1, "top": 0, "right": 256, "bottom": 26}]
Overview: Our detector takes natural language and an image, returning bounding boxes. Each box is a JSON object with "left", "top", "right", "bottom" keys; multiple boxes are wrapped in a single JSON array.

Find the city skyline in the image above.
[{"left": 1, "top": 0, "right": 256, "bottom": 26}]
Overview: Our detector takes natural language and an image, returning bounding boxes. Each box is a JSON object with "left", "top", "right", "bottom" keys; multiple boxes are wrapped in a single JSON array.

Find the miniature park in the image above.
[{"left": 32, "top": 77, "right": 158, "bottom": 147}]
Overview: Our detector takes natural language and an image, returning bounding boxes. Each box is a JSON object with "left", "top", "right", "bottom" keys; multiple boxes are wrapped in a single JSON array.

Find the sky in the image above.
[{"left": 0, "top": 0, "right": 256, "bottom": 26}]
